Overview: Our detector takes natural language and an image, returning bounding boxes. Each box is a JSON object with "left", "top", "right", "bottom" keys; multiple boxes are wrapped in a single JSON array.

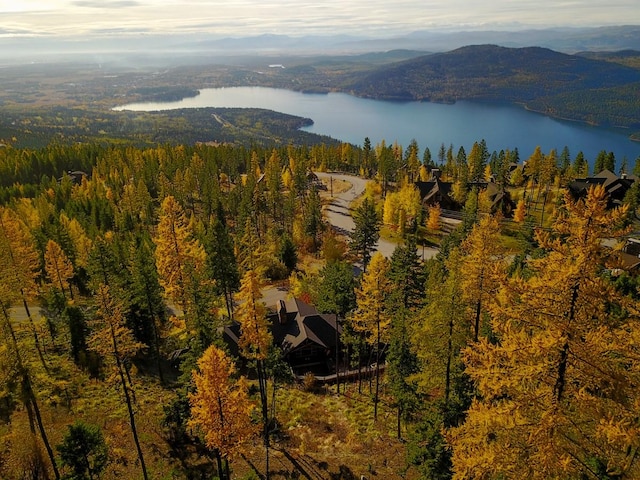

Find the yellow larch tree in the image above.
[
  {"left": 90, "top": 284, "right": 148, "bottom": 480},
  {"left": 459, "top": 215, "right": 506, "bottom": 342},
  {"left": 154, "top": 195, "right": 217, "bottom": 351},
  {"left": 419, "top": 164, "right": 430, "bottom": 182},
  {"left": 513, "top": 198, "right": 526, "bottom": 223},
  {"left": 427, "top": 203, "right": 442, "bottom": 231},
  {"left": 0, "top": 207, "right": 60, "bottom": 479},
  {"left": 154, "top": 195, "right": 207, "bottom": 316},
  {"left": 448, "top": 185, "right": 640, "bottom": 479},
  {"left": 0, "top": 207, "right": 40, "bottom": 307},
  {"left": 353, "top": 252, "right": 392, "bottom": 419},
  {"left": 235, "top": 268, "right": 272, "bottom": 478},
  {"left": 44, "top": 239, "right": 75, "bottom": 301},
  {"left": 382, "top": 193, "right": 398, "bottom": 226},
  {"left": 189, "top": 345, "right": 257, "bottom": 479}
]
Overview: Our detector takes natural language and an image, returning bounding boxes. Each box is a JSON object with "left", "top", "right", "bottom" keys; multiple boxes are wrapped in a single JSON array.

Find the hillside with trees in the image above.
[
  {"left": 345, "top": 45, "right": 640, "bottom": 133},
  {"left": 0, "top": 136, "right": 639, "bottom": 479}
]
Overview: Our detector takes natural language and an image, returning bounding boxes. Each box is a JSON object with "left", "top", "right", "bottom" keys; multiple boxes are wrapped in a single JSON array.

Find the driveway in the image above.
[{"left": 315, "top": 172, "right": 439, "bottom": 261}]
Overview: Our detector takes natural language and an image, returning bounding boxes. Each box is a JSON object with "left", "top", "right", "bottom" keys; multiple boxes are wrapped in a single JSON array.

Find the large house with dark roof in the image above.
[
  {"left": 223, "top": 298, "right": 341, "bottom": 377},
  {"left": 414, "top": 170, "right": 459, "bottom": 210},
  {"left": 568, "top": 169, "right": 637, "bottom": 209}
]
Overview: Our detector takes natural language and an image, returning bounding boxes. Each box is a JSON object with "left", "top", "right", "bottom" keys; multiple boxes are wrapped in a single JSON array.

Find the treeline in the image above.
[{"left": 0, "top": 105, "right": 331, "bottom": 149}]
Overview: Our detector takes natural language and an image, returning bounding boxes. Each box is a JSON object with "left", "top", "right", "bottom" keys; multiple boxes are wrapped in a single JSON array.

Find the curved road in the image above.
[{"left": 316, "top": 172, "right": 439, "bottom": 261}]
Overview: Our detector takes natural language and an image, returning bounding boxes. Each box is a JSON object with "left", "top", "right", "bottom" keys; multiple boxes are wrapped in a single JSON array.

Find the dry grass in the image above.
[{"left": 240, "top": 384, "right": 420, "bottom": 480}]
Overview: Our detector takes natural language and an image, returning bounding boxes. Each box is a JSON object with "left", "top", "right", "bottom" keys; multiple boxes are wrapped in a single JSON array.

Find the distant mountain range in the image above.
[{"left": 2, "top": 25, "right": 640, "bottom": 65}]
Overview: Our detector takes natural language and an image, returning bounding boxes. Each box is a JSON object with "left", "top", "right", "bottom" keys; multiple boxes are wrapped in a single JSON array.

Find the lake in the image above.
[{"left": 115, "top": 86, "right": 640, "bottom": 165}]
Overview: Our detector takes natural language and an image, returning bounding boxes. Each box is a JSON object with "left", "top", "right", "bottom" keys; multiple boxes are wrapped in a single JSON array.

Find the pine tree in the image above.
[
  {"left": 205, "top": 204, "right": 240, "bottom": 320},
  {"left": 316, "top": 260, "right": 356, "bottom": 393},
  {"left": 350, "top": 197, "right": 380, "bottom": 272},
  {"left": 57, "top": 421, "right": 108, "bottom": 480}
]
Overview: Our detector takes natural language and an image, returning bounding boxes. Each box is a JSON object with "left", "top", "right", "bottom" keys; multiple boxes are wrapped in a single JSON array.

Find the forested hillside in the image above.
[
  {"left": 0, "top": 137, "right": 639, "bottom": 479},
  {"left": 345, "top": 45, "right": 640, "bottom": 131}
]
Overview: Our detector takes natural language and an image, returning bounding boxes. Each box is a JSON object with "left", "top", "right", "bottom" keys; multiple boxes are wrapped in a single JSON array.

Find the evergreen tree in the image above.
[
  {"left": 57, "top": 421, "right": 108, "bottom": 480},
  {"left": 573, "top": 151, "right": 588, "bottom": 176},
  {"left": 350, "top": 197, "right": 380, "bottom": 272},
  {"left": 205, "top": 204, "right": 240, "bottom": 320}
]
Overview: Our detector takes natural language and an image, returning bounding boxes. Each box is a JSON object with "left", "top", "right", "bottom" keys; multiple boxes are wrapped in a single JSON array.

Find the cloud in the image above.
[
  {"left": 2, "top": 0, "right": 640, "bottom": 38},
  {"left": 71, "top": 0, "right": 141, "bottom": 8}
]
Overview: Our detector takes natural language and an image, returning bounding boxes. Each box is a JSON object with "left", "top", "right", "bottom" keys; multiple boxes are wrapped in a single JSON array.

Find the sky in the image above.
[{"left": 1, "top": 0, "right": 640, "bottom": 38}]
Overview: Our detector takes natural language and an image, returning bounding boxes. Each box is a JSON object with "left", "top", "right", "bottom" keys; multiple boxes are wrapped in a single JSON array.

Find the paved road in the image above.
[{"left": 316, "top": 172, "right": 439, "bottom": 261}]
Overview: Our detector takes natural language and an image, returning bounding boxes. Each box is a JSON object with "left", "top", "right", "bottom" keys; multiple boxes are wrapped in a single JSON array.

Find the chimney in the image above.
[
  {"left": 278, "top": 300, "right": 287, "bottom": 324},
  {"left": 621, "top": 173, "right": 627, "bottom": 179},
  {"left": 431, "top": 168, "right": 441, "bottom": 180}
]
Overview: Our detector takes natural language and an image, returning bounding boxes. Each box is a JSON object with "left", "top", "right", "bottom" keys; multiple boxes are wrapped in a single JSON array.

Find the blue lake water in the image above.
[{"left": 115, "top": 86, "right": 640, "bottom": 165}]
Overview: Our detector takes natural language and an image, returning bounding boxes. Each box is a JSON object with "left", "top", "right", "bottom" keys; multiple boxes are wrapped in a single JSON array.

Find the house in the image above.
[
  {"left": 470, "top": 181, "right": 516, "bottom": 217},
  {"left": 568, "top": 169, "right": 637, "bottom": 209},
  {"left": 58, "top": 170, "right": 88, "bottom": 185},
  {"left": 223, "top": 298, "right": 341, "bottom": 377},
  {"left": 415, "top": 169, "right": 514, "bottom": 215},
  {"left": 414, "top": 169, "right": 459, "bottom": 210},
  {"left": 611, "top": 238, "right": 640, "bottom": 273}
]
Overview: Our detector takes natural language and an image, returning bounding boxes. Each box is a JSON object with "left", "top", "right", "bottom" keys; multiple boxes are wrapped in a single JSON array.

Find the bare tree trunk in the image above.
[
  {"left": 111, "top": 325, "right": 148, "bottom": 480},
  {"left": 1, "top": 306, "right": 59, "bottom": 479},
  {"left": 256, "top": 360, "right": 270, "bottom": 480}
]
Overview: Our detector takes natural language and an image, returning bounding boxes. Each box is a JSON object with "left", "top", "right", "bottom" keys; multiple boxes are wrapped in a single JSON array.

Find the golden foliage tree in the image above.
[
  {"left": 0, "top": 207, "right": 48, "bottom": 366},
  {"left": 44, "top": 239, "right": 75, "bottom": 301},
  {"left": 458, "top": 215, "right": 506, "bottom": 342},
  {"left": 353, "top": 252, "right": 392, "bottom": 419},
  {"left": 0, "top": 208, "right": 60, "bottom": 480},
  {"left": 154, "top": 196, "right": 206, "bottom": 308},
  {"left": 90, "top": 284, "right": 148, "bottom": 480},
  {"left": 235, "top": 268, "right": 272, "bottom": 477},
  {"left": 513, "top": 198, "right": 526, "bottom": 223},
  {"left": 0, "top": 207, "right": 39, "bottom": 305},
  {"left": 448, "top": 186, "right": 640, "bottom": 479},
  {"left": 236, "top": 269, "right": 271, "bottom": 361},
  {"left": 189, "top": 345, "right": 257, "bottom": 478},
  {"left": 427, "top": 203, "right": 442, "bottom": 231}
]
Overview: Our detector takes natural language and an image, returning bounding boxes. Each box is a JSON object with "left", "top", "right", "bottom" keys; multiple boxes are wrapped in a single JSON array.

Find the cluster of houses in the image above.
[{"left": 223, "top": 168, "right": 640, "bottom": 380}]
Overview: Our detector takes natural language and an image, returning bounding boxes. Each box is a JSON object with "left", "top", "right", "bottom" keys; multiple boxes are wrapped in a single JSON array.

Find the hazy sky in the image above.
[{"left": 2, "top": 0, "right": 639, "bottom": 38}]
